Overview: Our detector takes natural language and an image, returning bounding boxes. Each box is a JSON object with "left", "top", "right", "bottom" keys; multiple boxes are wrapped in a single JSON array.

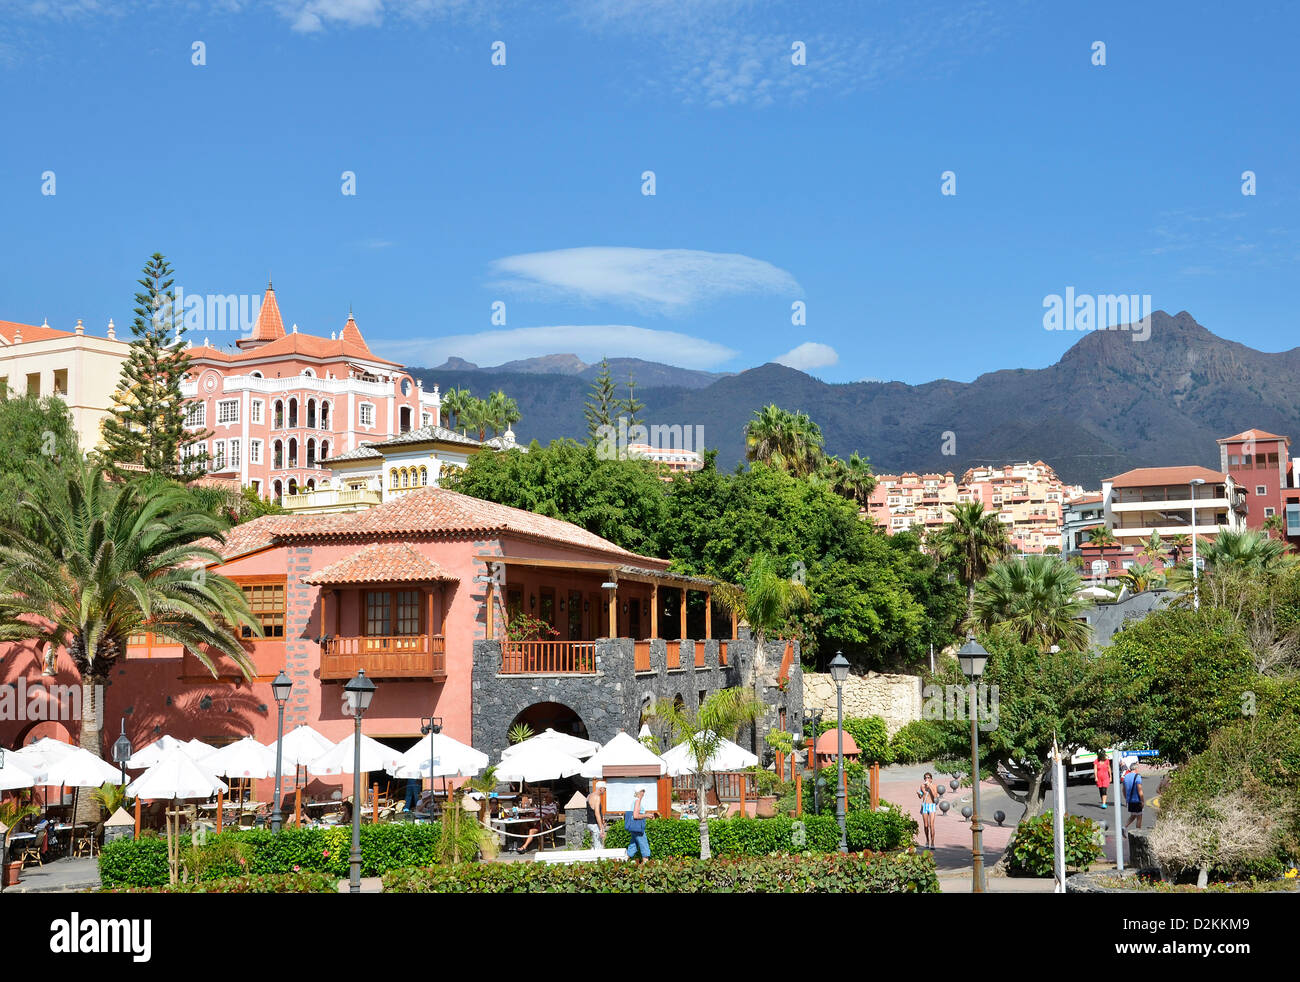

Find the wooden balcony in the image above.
[
  {"left": 321, "top": 634, "right": 446, "bottom": 680},
  {"left": 501, "top": 640, "right": 597, "bottom": 675}
]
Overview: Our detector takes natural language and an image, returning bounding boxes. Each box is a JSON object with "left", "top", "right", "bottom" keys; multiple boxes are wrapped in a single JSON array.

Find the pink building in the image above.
[{"left": 181, "top": 284, "right": 442, "bottom": 502}]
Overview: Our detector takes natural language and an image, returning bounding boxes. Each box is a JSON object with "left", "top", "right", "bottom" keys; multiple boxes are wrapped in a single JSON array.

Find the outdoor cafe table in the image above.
[{"left": 491, "top": 814, "right": 543, "bottom": 852}]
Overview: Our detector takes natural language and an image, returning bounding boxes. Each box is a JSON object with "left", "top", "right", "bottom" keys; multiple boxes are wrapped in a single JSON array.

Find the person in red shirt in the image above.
[{"left": 1094, "top": 751, "right": 1112, "bottom": 810}]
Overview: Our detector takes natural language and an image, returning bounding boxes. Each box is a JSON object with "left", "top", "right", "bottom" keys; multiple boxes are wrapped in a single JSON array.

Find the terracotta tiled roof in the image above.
[
  {"left": 303, "top": 542, "right": 458, "bottom": 585},
  {"left": 276, "top": 486, "right": 665, "bottom": 564},
  {"left": 1106, "top": 465, "right": 1227, "bottom": 488},
  {"left": 813, "top": 730, "right": 860, "bottom": 756},
  {"left": 1217, "top": 428, "right": 1290, "bottom": 444},
  {"left": 219, "top": 330, "right": 400, "bottom": 366},
  {"left": 0, "top": 319, "right": 76, "bottom": 344},
  {"left": 197, "top": 514, "right": 353, "bottom": 561},
  {"left": 324, "top": 443, "right": 384, "bottom": 463},
  {"left": 341, "top": 312, "right": 364, "bottom": 346},
  {"left": 249, "top": 284, "right": 285, "bottom": 342},
  {"left": 364, "top": 424, "right": 481, "bottom": 451}
]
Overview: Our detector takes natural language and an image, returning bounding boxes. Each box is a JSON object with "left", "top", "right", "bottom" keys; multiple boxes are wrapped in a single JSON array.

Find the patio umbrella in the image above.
[
  {"left": 277, "top": 724, "right": 335, "bottom": 768},
  {"left": 493, "top": 742, "right": 583, "bottom": 783},
  {"left": 199, "top": 738, "right": 280, "bottom": 780},
  {"left": 660, "top": 732, "right": 758, "bottom": 776},
  {"left": 125, "top": 747, "right": 228, "bottom": 887},
  {"left": 501, "top": 728, "right": 600, "bottom": 760},
  {"left": 185, "top": 738, "right": 218, "bottom": 759},
  {"left": 43, "top": 746, "right": 127, "bottom": 831},
  {"left": 12, "top": 737, "right": 77, "bottom": 782},
  {"left": 0, "top": 754, "right": 38, "bottom": 791},
  {"left": 579, "top": 732, "right": 666, "bottom": 779},
  {"left": 388, "top": 733, "right": 488, "bottom": 780},
  {"left": 306, "top": 733, "right": 402, "bottom": 776},
  {"left": 125, "top": 734, "right": 190, "bottom": 769}
]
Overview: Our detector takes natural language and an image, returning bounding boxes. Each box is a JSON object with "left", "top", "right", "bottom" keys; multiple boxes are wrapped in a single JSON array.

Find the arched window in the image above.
[
  {"left": 389, "top": 469, "right": 398, "bottom": 490},
  {"left": 288, "top": 398, "right": 298, "bottom": 428},
  {"left": 420, "top": 466, "right": 428, "bottom": 486},
  {"left": 251, "top": 371, "right": 263, "bottom": 379},
  {"left": 307, "top": 399, "right": 317, "bottom": 429},
  {"left": 401, "top": 378, "right": 412, "bottom": 396},
  {"left": 302, "top": 368, "right": 315, "bottom": 378},
  {"left": 306, "top": 438, "right": 316, "bottom": 469},
  {"left": 320, "top": 440, "right": 330, "bottom": 462},
  {"left": 401, "top": 468, "right": 409, "bottom": 489},
  {"left": 288, "top": 479, "right": 298, "bottom": 496},
  {"left": 273, "top": 479, "right": 283, "bottom": 502},
  {"left": 320, "top": 402, "right": 330, "bottom": 430},
  {"left": 288, "top": 438, "right": 298, "bottom": 468},
  {"left": 273, "top": 400, "right": 284, "bottom": 428},
  {"left": 307, "top": 479, "right": 316, "bottom": 491},
  {"left": 273, "top": 440, "right": 283, "bottom": 469},
  {"left": 400, "top": 406, "right": 412, "bottom": 433}
]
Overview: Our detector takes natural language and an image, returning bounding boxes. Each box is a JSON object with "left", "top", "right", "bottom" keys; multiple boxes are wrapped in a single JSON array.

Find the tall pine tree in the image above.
[
  {"left": 584, "top": 357, "right": 618, "bottom": 442},
  {"left": 101, "top": 253, "right": 209, "bottom": 479},
  {"left": 622, "top": 372, "right": 646, "bottom": 428}
]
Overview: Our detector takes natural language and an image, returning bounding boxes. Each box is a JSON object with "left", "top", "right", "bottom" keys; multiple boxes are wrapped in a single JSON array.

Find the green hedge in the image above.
[
  {"left": 383, "top": 852, "right": 940, "bottom": 893},
  {"left": 1006, "top": 811, "right": 1103, "bottom": 877},
  {"left": 108, "top": 871, "right": 340, "bottom": 893},
  {"left": 99, "top": 823, "right": 444, "bottom": 888},
  {"left": 817, "top": 716, "right": 891, "bottom": 763},
  {"left": 888, "top": 720, "right": 950, "bottom": 765},
  {"left": 603, "top": 811, "right": 914, "bottom": 856}
]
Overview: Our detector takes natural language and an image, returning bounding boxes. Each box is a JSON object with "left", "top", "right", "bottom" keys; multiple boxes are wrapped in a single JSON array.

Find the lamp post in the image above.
[
  {"left": 957, "top": 636, "right": 990, "bottom": 893},
  {"left": 270, "top": 670, "right": 293, "bottom": 833},
  {"left": 829, "top": 651, "right": 850, "bottom": 853},
  {"left": 344, "top": 670, "right": 376, "bottom": 893},
  {"left": 1189, "top": 478, "right": 1206, "bottom": 611},
  {"left": 420, "top": 715, "right": 442, "bottom": 817},
  {"left": 111, "top": 719, "right": 132, "bottom": 787}
]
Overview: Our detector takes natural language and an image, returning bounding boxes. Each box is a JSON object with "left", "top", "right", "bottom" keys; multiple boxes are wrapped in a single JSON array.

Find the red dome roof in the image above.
[{"left": 812, "top": 730, "right": 860, "bottom": 756}]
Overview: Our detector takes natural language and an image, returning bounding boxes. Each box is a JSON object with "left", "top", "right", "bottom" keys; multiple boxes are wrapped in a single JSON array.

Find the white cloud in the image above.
[
  {"left": 774, "top": 341, "right": 837, "bottom": 371},
  {"left": 490, "top": 247, "right": 800, "bottom": 312},
  {"left": 375, "top": 323, "right": 737, "bottom": 369}
]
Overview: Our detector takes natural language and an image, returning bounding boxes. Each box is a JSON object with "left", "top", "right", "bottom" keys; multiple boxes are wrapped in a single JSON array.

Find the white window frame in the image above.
[
  {"left": 250, "top": 440, "right": 262, "bottom": 464},
  {"left": 217, "top": 399, "right": 240, "bottom": 425},
  {"left": 251, "top": 399, "right": 264, "bottom": 425},
  {"left": 229, "top": 439, "right": 240, "bottom": 468},
  {"left": 1257, "top": 485, "right": 1267, "bottom": 497},
  {"left": 185, "top": 402, "right": 206, "bottom": 428},
  {"left": 213, "top": 441, "right": 227, "bottom": 470},
  {"left": 359, "top": 402, "right": 375, "bottom": 428}
]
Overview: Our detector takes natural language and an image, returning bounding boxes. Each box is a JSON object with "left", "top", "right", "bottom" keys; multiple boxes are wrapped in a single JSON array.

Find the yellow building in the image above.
[{"left": 0, "top": 318, "right": 130, "bottom": 452}]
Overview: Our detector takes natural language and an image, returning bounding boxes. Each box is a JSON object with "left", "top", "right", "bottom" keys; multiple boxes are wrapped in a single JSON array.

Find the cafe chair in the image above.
[{"left": 18, "top": 827, "right": 47, "bottom": 869}]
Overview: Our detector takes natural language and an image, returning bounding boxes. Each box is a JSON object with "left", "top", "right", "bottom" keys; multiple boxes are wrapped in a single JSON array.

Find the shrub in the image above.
[
  {"left": 1006, "top": 811, "right": 1103, "bottom": 877},
  {"left": 1150, "top": 792, "right": 1279, "bottom": 886},
  {"left": 382, "top": 852, "right": 940, "bottom": 893},
  {"left": 889, "top": 720, "right": 949, "bottom": 765},
  {"left": 845, "top": 803, "right": 917, "bottom": 852},
  {"left": 603, "top": 812, "right": 899, "bottom": 856},
  {"left": 99, "top": 822, "right": 445, "bottom": 887},
  {"left": 112, "top": 871, "right": 339, "bottom": 893}
]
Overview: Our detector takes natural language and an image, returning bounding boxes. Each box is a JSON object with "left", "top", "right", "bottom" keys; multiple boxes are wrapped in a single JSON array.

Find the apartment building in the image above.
[
  {"left": 1101, "top": 465, "right": 1245, "bottom": 543},
  {"left": 1218, "top": 428, "right": 1290, "bottom": 532}
]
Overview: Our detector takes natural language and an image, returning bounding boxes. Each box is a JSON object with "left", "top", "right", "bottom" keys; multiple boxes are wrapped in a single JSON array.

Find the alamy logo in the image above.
[
  {"left": 1042, "top": 288, "right": 1151, "bottom": 341},
  {"left": 595, "top": 417, "right": 704, "bottom": 461},
  {"left": 0, "top": 679, "right": 102, "bottom": 725},
  {"left": 50, "top": 914, "right": 152, "bottom": 962},
  {"left": 923, "top": 683, "right": 999, "bottom": 732}
]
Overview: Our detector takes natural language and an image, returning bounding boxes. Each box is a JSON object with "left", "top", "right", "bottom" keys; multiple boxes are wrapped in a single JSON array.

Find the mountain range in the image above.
[{"left": 411, "top": 311, "right": 1300, "bottom": 488}]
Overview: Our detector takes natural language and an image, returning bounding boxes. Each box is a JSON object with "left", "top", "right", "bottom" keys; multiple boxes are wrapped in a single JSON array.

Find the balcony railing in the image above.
[
  {"left": 283, "top": 487, "right": 381, "bottom": 511},
  {"left": 321, "top": 634, "right": 446, "bottom": 680},
  {"left": 501, "top": 640, "right": 597, "bottom": 675}
]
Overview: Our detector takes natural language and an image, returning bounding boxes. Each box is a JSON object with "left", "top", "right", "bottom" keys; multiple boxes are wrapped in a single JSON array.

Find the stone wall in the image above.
[
  {"left": 471, "top": 636, "right": 803, "bottom": 759},
  {"left": 801, "top": 671, "right": 922, "bottom": 736}
]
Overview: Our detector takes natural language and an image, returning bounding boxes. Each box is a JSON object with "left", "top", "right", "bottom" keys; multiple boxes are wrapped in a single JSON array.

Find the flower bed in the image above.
[{"left": 383, "top": 852, "right": 940, "bottom": 893}]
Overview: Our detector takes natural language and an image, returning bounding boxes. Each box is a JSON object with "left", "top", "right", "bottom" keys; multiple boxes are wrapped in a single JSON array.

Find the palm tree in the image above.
[
  {"left": 932, "top": 502, "right": 1012, "bottom": 620},
  {"left": 1138, "top": 532, "right": 1164, "bottom": 564},
  {"left": 714, "top": 554, "right": 811, "bottom": 679},
  {"left": 652, "top": 687, "right": 765, "bottom": 859},
  {"left": 744, "top": 405, "right": 825, "bottom": 478},
  {"left": 1118, "top": 560, "right": 1161, "bottom": 593},
  {"left": 1166, "top": 533, "right": 1191, "bottom": 566},
  {"left": 486, "top": 390, "right": 521, "bottom": 437},
  {"left": 970, "top": 555, "right": 1093, "bottom": 650},
  {"left": 1087, "top": 526, "right": 1117, "bottom": 549},
  {"left": 440, "top": 386, "right": 472, "bottom": 431},
  {"left": 460, "top": 396, "right": 492, "bottom": 441},
  {"left": 1166, "top": 528, "right": 1294, "bottom": 591},
  {"left": 824, "top": 451, "right": 876, "bottom": 508},
  {"left": 0, "top": 462, "right": 259, "bottom": 810}
]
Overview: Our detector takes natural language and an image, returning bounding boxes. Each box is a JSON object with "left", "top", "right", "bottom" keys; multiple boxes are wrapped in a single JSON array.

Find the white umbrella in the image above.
[
  {"left": 661, "top": 732, "right": 758, "bottom": 777},
  {"left": 43, "top": 747, "right": 126, "bottom": 787},
  {"left": 580, "top": 732, "right": 666, "bottom": 779},
  {"left": 126, "top": 747, "right": 227, "bottom": 800},
  {"left": 200, "top": 737, "right": 281, "bottom": 780},
  {"left": 501, "top": 728, "right": 601, "bottom": 760},
  {"left": 388, "top": 733, "right": 488, "bottom": 780},
  {"left": 307, "top": 733, "right": 402, "bottom": 776},
  {"left": 185, "top": 738, "right": 218, "bottom": 759},
  {"left": 493, "top": 742, "right": 583, "bottom": 783},
  {"left": 12, "top": 737, "right": 77, "bottom": 782},
  {"left": 277, "top": 724, "right": 335, "bottom": 768},
  {"left": 126, "top": 734, "right": 190, "bottom": 769},
  {"left": 0, "top": 755, "right": 38, "bottom": 791}
]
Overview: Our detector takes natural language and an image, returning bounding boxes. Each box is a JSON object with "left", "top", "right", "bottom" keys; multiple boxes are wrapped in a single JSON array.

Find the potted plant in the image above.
[{"left": 2, "top": 798, "right": 40, "bottom": 886}]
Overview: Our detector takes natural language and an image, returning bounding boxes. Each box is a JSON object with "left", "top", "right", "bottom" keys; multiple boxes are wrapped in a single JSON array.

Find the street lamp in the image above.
[
  {"left": 270, "top": 670, "right": 293, "bottom": 833},
  {"left": 828, "top": 651, "right": 850, "bottom": 853},
  {"left": 420, "top": 715, "right": 442, "bottom": 819},
  {"left": 957, "top": 636, "right": 990, "bottom": 893},
  {"left": 1189, "top": 478, "right": 1206, "bottom": 611},
  {"left": 344, "top": 670, "right": 376, "bottom": 893},
  {"left": 111, "top": 719, "right": 132, "bottom": 787}
]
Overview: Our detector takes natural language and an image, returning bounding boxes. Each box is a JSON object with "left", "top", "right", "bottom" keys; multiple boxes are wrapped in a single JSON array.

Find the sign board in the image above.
[{"left": 604, "top": 776, "right": 659, "bottom": 812}]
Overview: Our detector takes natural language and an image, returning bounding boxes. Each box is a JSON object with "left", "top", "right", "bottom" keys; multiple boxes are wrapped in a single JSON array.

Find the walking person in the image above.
[
  {"left": 587, "top": 780, "right": 606, "bottom": 848},
  {"left": 1122, "top": 764, "right": 1144, "bottom": 833},
  {"left": 624, "top": 787, "right": 652, "bottom": 864},
  {"left": 1094, "top": 750, "right": 1111, "bottom": 810},
  {"left": 917, "top": 772, "right": 938, "bottom": 849}
]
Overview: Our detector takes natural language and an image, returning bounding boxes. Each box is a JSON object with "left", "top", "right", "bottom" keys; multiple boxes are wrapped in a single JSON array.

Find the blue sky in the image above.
[{"left": 2, "top": 0, "right": 1298, "bottom": 384}]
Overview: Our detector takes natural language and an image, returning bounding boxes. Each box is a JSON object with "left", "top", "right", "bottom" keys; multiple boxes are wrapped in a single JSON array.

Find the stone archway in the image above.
[{"left": 508, "top": 702, "right": 590, "bottom": 742}]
